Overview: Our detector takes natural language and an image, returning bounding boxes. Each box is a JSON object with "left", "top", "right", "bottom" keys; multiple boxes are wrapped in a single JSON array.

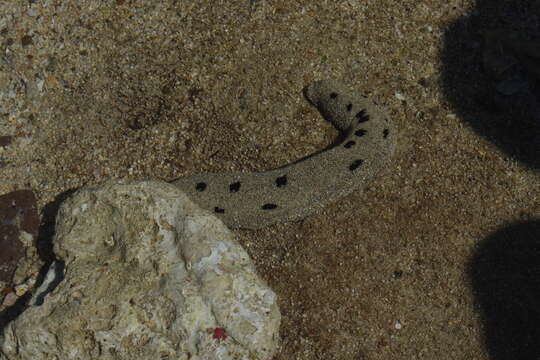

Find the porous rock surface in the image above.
[{"left": 0, "top": 180, "right": 280, "bottom": 360}]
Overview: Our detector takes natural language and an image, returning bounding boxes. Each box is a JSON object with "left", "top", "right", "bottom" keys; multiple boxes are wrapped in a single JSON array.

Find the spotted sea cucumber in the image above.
[{"left": 171, "top": 80, "right": 396, "bottom": 230}]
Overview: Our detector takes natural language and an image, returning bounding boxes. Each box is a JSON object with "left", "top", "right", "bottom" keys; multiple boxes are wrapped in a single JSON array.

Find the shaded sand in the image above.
[{"left": 0, "top": 0, "right": 539, "bottom": 359}]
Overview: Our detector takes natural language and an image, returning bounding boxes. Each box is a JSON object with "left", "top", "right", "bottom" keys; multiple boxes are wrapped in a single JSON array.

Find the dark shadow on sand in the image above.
[
  {"left": 468, "top": 220, "right": 540, "bottom": 360},
  {"left": 440, "top": 1, "right": 540, "bottom": 170}
]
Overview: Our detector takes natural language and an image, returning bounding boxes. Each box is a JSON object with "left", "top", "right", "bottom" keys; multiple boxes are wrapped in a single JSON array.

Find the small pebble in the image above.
[
  {"left": 394, "top": 320, "right": 402, "bottom": 330},
  {"left": 2, "top": 292, "right": 17, "bottom": 307},
  {"left": 15, "top": 283, "right": 29, "bottom": 297}
]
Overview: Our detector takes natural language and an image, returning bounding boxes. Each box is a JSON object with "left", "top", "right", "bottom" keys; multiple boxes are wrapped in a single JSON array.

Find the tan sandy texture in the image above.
[{"left": 0, "top": 0, "right": 538, "bottom": 359}]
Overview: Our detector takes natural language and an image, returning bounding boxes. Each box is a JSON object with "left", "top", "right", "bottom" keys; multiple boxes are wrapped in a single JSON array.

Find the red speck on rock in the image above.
[{"left": 212, "top": 327, "right": 227, "bottom": 341}]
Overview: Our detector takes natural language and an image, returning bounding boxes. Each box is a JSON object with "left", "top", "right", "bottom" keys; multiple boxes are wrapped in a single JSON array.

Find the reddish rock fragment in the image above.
[
  {"left": 0, "top": 224, "right": 22, "bottom": 283},
  {"left": 0, "top": 190, "right": 39, "bottom": 236},
  {"left": 0, "top": 190, "right": 39, "bottom": 283}
]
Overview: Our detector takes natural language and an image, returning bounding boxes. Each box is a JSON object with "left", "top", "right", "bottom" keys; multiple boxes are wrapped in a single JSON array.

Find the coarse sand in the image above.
[{"left": 0, "top": 1, "right": 539, "bottom": 359}]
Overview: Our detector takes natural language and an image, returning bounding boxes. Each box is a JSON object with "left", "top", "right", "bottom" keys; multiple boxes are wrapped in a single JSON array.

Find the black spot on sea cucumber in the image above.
[
  {"left": 356, "top": 110, "right": 369, "bottom": 123},
  {"left": 0, "top": 136, "right": 13, "bottom": 147},
  {"left": 383, "top": 129, "right": 389, "bottom": 138},
  {"left": 346, "top": 104, "right": 353, "bottom": 112},
  {"left": 195, "top": 182, "right": 207, "bottom": 192},
  {"left": 349, "top": 159, "right": 364, "bottom": 171},
  {"left": 354, "top": 129, "right": 367, "bottom": 137},
  {"left": 344, "top": 141, "right": 355, "bottom": 148},
  {"left": 330, "top": 92, "right": 338, "bottom": 99},
  {"left": 262, "top": 203, "right": 278, "bottom": 210},
  {"left": 276, "top": 175, "right": 287, "bottom": 187},
  {"left": 214, "top": 207, "right": 225, "bottom": 214},
  {"left": 229, "top": 182, "right": 241, "bottom": 192}
]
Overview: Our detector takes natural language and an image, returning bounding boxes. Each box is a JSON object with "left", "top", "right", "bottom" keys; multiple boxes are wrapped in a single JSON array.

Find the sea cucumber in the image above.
[{"left": 171, "top": 80, "right": 396, "bottom": 230}]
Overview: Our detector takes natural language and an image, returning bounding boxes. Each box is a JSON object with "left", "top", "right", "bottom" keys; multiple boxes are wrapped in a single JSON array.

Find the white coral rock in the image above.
[{"left": 0, "top": 180, "right": 280, "bottom": 360}]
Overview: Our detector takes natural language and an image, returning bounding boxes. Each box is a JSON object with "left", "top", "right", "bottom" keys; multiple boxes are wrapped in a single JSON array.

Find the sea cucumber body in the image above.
[{"left": 172, "top": 80, "right": 396, "bottom": 229}]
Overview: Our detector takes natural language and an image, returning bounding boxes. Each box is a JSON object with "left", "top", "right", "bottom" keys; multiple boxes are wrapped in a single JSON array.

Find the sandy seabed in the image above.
[{"left": 0, "top": 1, "right": 539, "bottom": 359}]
